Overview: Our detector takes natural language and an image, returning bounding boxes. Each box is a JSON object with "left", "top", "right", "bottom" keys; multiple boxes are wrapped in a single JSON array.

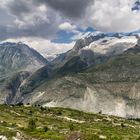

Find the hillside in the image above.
[{"left": 0, "top": 105, "right": 140, "bottom": 140}]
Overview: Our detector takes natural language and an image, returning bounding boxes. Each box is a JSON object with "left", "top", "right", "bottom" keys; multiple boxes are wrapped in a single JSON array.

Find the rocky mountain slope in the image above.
[
  {"left": 0, "top": 42, "right": 48, "bottom": 104},
  {"left": 16, "top": 32, "right": 140, "bottom": 118}
]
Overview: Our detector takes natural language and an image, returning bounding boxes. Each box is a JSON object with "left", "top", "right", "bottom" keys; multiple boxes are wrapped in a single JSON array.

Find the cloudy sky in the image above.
[{"left": 0, "top": 0, "right": 140, "bottom": 57}]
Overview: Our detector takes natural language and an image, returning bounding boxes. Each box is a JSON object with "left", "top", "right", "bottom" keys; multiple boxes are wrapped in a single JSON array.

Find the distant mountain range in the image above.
[{"left": 1, "top": 32, "right": 140, "bottom": 118}]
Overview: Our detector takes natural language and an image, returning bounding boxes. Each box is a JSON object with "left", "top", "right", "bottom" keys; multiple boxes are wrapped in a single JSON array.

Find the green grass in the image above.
[{"left": 0, "top": 105, "right": 140, "bottom": 139}]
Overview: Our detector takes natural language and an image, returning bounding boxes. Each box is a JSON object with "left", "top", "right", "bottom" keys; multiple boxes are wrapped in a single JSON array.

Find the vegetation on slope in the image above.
[{"left": 0, "top": 105, "right": 140, "bottom": 139}]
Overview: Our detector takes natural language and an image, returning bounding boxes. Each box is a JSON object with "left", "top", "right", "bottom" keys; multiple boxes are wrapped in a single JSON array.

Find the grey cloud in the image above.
[
  {"left": 0, "top": 9, "right": 15, "bottom": 25},
  {"left": 0, "top": 0, "right": 60, "bottom": 40},
  {"left": 35, "top": 0, "right": 93, "bottom": 19},
  {"left": 0, "top": 0, "right": 93, "bottom": 41},
  {"left": 6, "top": 0, "right": 32, "bottom": 19},
  {"left": 0, "top": 22, "right": 58, "bottom": 41}
]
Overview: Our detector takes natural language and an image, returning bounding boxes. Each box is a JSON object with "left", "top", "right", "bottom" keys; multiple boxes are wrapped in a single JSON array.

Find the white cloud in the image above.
[
  {"left": 58, "top": 22, "right": 80, "bottom": 34},
  {"left": 59, "top": 22, "right": 76, "bottom": 31},
  {"left": 3, "top": 37, "right": 74, "bottom": 58},
  {"left": 81, "top": 0, "right": 140, "bottom": 32}
]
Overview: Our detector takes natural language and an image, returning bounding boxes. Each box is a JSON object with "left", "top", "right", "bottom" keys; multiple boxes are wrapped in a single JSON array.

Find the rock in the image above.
[
  {"left": 99, "top": 135, "right": 107, "bottom": 139},
  {"left": 0, "top": 136, "right": 8, "bottom": 140},
  {"left": 12, "top": 132, "right": 25, "bottom": 140}
]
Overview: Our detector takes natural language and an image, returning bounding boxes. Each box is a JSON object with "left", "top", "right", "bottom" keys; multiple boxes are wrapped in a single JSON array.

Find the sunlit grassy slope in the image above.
[{"left": 0, "top": 105, "right": 140, "bottom": 140}]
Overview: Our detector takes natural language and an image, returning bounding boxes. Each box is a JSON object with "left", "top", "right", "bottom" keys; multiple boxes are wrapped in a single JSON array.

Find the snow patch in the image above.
[{"left": 82, "top": 36, "right": 137, "bottom": 55}]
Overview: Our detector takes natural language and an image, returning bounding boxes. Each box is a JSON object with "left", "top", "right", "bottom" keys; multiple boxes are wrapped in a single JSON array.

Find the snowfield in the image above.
[{"left": 82, "top": 35, "right": 137, "bottom": 56}]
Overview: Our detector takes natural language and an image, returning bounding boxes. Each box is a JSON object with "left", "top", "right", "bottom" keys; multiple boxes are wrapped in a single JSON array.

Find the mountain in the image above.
[
  {"left": 19, "top": 32, "right": 137, "bottom": 94},
  {"left": 50, "top": 32, "right": 137, "bottom": 69},
  {"left": 0, "top": 42, "right": 48, "bottom": 104},
  {"left": 0, "top": 42, "right": 47, "bottom": 73},
  {"left": 18, "top": 32, "right": 140, "bottom": 118}
]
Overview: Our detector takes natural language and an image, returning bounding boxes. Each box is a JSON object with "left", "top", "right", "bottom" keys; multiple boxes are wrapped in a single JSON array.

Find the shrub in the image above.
[
  {"left": 121, "top": 123, "right": 125, "bottom": 128},
  {"left": 16, "top": 102, "right": 24, "bottom": 106},
  {"left": 136, "top": 136, "right": 140, "bottom": 140},
  {"left": 28, "top": 110, "right": 33, "bottom": 116},
  {"left": 28, "top": 119, "right": 36, "bottom": 130},
  {"left": 69, "top": 123, "right": 74, "bottom": 131},
  {"left": 40, "top": 106, "right": 46, "bottom": 111},
  {"left": 43, "top": 126, "right": 49, "bottom": 132},
  {"left": 98, "top": 110, "right": 102, "bottom": 114},
  {"left": 56, "top": 110, "right": 62, "bottom": 116}
]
